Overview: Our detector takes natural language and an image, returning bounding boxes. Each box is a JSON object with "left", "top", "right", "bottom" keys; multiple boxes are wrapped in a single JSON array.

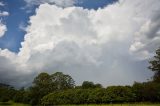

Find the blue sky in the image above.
[
  {"left": 0, "top": 0, "right": 30, "bottom": 52},
  {"left": 0, "top": 0, "right": 117, "bottom": 53}
]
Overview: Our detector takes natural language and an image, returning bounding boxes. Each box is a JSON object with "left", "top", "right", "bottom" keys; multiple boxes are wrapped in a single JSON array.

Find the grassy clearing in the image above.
[
  {"left": 1, "top": 102, "right": 160, "bottom": 106},
  {"left": 0, "top": 102, "right": 30, "bottom": 106},
  {"left": 63, "top": 104, "right": 160, "bottom": 106}
]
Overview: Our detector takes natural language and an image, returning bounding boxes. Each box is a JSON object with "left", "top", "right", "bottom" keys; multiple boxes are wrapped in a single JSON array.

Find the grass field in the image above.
[
  {"left": 1, "top": 102, "right": 160, "bottom": 106},
  {"left": 63, "top": 104, "right": 160, "bottom": 106},
  {"left": 0, "top": 102, "right": 30, "bottom": 106}
]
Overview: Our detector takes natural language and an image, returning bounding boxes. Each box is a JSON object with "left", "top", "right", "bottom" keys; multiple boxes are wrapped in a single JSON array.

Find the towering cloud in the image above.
[{"left": 0, "top": 0, "right": 159, "bottom": 87}]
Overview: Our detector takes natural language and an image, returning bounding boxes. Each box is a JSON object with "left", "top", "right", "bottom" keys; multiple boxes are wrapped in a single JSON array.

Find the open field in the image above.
[
  {"left": 0, "top": 102, "right": 30, "bottom": 106},
  {"left": 63, "top": 104, "right": 160, "bottom": 106},
  {"left": 1, "top": 102, "right": 160, "bottom": 106}
]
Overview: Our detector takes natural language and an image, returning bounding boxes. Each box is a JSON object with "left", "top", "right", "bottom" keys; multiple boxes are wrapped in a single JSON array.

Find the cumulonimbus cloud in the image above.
[{"left": 0, "top": 0, "right": 159, "bottom": 88}]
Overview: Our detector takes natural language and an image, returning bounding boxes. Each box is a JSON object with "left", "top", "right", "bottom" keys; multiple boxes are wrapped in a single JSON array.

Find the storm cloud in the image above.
[{"left": 0, "top": 0, "right": 159, "bottom": 88}]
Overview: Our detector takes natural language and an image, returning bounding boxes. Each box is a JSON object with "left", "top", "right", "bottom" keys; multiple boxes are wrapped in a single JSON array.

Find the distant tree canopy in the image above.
[
  {"left": 41, "top": 83, "right": 160, "bottom": 105},
  {"left": 81, "top": 81, "right": 102, "bottom": 89},
  {"left": 29, "top": 72, "right": 75, "bottom": 105},
  {"left": 149, "top": 48, "right": 160, "bottom": 82},
  {"left": 41, "top": 86, "right": 135, "bottom": 105},
  {"left": 0, "top": 83, "right": 15, "bottom": 102},
  {"left": 51, "top": 72, "right": 75, "bottom": 90}
]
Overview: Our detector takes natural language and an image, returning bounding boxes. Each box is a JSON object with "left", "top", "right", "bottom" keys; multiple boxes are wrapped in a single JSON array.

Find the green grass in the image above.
[
  {"left": 1, "top": 102, "right": 160, "bottom": 106},
  {"left": 63, "top": 104, "right": 160, "bottom": 106},
  {"left": 0, "top": 102, "right": 30, "bottom": 106}
]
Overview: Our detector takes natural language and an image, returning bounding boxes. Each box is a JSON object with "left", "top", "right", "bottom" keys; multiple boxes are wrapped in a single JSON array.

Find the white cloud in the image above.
[
  {"left": 0, "top": 11, "right": 9, "bottom": 16},
  {"left": 0, "top": 22, "right": 7, "bottom": 37},
  {"left": 0, "top": 2, "right": 5, "bottom": 6},
  {"left": 24, "top": 0, "right": 75, "bottom": 7},
  {"left": 0, "top": 0, "right": 160, "bottom": 87},
  {"left": 0, "top": 4, "right": 9, "bottom": 37},
  {"left": 19, "top": 22, "right": 27, "bottom": 31}
]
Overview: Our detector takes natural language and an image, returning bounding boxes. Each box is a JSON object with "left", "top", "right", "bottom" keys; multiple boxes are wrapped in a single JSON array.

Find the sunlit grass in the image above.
[
  {"left": 0, "top": 102, "right": 30, "bottom": 106},
  {"left": 63, "top": 104, "right": 160, "bottom": 106},
  {"left": 1, "top": 102, "right": 160, "bottom": 106}
]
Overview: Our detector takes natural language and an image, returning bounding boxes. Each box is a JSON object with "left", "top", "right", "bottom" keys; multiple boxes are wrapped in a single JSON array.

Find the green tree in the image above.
[
  {"left": 82, "top": 81, "right": 95, "bottom": 89},
  {"left": 95, "top": 84, "right": 102, "bottom": 88},
  {"left": 132, "top": 82, "right": 145, "bottom": 102},
  {"left": 50, "top": 72, "right": 75, "bottom": 90},
  {"left": 29, "top": 72, "right": 75, "bottom": 105},
  {"left": 143, "top": 82, "right": 160, "bottom": 102},
  {"left": 13, "top": 88, "right": 25, "bottom": 103},
  {"left": 82, "top": 81, "right": 102, "bottom": 89},
  {"left": 149, "top": 48, "right": 160, "bottom": 82},
  {"left": 105, "top": 86, "right": 134, "bottom": 103},
  {"left": 29, "top": 72, "right": 52, "bottom": 105},
  {"left": 0, "top": 83, "right": 16, "bottom": 102}
]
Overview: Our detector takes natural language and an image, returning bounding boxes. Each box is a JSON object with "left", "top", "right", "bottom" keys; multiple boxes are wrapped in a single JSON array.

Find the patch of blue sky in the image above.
[
  {"left": 0, "top": 0, "right": 36, "bottom": 53},
  {"left": 76, "top": 0, "right": 118, "bottom": 10}
]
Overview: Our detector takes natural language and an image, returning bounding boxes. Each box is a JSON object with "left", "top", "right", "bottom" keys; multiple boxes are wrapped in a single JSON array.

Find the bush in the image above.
[{"left": 41, "top": 87, "right": 135, "bottom": 105}]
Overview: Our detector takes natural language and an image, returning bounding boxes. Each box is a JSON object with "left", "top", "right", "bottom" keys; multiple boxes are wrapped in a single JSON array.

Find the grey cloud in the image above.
[
  {"left": 145, "top": 12, "right": 160, "bottom": 39},
  {"left": 0, "top": 56, "right": 33, "bottom": 88}
]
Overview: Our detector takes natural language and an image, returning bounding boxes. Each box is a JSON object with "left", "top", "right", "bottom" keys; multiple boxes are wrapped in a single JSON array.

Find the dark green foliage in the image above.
[
  {"left": 105, "top": 86, "right": 135, "bottom": 103},
  {"left": 41, "top": 89, "right": 94, "bottom": 105},
  {"left": 29, "top": 72, "right": 52, "bottom": 105},
  {"left": 51, "top": 72, "right": 75, "bottom": 90},
  {"left": 87, "top": 88, "right": 106, "bottom": 104},
  {"left": 143, "top": 82, "right": 160, "bottom": 102},
  {"left": 132, "top": 82, "right": 160, "bottom": 102},
  {"left": 0, "top": 84, "right": 16, "bottom": 102},
  {"left": 41, "top": 86, "right": 135, "bottom": 105},
  {"left": 149, "top": 48, "right": 160, "bottom": 82},
  {"left": 82, "top": 81, "right": 95, "bottom": 89},
  {"left": 28, "top": 72, "right": 75, "bottom": 105},
  {"left": 13, "top": 88, "right": 31, "bottom": 104},
  {"left": 82, "top": 81, "right": 102, "bottom": 89},
  {"left": 13, "top": 88, "right": 25, "bottom": 103},
  {"left": 132, "top": 82, "right": 145, "bottom": 102},
  {"left": 41, "top": 82, "right": 160, "bottom": 105}
]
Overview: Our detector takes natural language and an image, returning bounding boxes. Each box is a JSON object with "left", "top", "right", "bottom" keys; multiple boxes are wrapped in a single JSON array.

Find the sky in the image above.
[{"left": 0, "top": 0, "right": 160, "bottom": 88}]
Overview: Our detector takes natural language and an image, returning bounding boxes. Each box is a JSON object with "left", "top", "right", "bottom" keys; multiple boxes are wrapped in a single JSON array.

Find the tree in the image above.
[
  {"left": 29, "top": 72, "right": 52, "bottom": 105},
  {"left": 82, "top": 81, "right": 95, "bottom": 89},
  {"left": 82, "top": 81, "right": 102, "bottom": 89},
  {"left": 50, "top": 72, "right": 75, "bottom": 90},
  {"left": 143, "top": 82, "right": 160, "bottom": 102},
  {"left": 149, "top": 48, "right": 160, "bottom": 82},
  {"left": 132, "top": 82, "right": 145, "bottom": 102},
  {"left": 94, "top": 84, "right": 103, "bottom": 88},
  {"left": 0, "top": 83, "right": 16, "bottom": 102}
]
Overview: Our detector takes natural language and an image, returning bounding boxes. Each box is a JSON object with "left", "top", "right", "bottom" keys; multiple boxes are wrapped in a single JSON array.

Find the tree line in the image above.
[{"left": 0, "top": 48, "right": 160, "bottom": 105}]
